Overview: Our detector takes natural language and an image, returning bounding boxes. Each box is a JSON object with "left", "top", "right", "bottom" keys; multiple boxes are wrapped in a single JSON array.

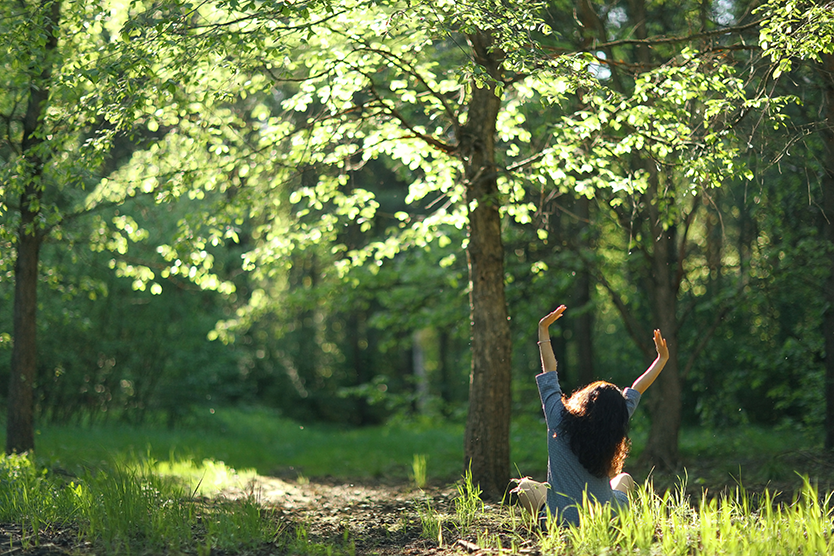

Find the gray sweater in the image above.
[{"left": 536, "top": 371, "right": 641, "bottom": 526}]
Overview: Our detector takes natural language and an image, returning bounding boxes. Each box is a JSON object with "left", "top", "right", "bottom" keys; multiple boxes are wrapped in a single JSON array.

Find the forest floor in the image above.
[
  {"left": 217, "top": 448, "right": 834, "bottom": 556},
  {"left": 0, "top": 475, "right": 454, "bottom": 556},
  {"left": 5, "top": 450, "right": 834, "bottom": 556},
  {"left": 226, "top": 474, "right": 454, "bottom": 556}
]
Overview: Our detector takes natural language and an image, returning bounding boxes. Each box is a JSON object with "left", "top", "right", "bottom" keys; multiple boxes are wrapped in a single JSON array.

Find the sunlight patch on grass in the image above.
[
  {"left": 32, "top": 408, "right": 467, "bottom": 482},
  {"left": 0, "top": 453, "right": 278, "bottom": 554},
  {"left": 147, "top": 457, "right": 258, "bottom": 497}
]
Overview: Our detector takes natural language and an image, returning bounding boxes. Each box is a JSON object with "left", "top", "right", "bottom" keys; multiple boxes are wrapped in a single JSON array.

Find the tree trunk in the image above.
[
  {"left": 6, "top": 0, "right": 61, "bottom": 455},
  {"left": 624, "top": 0, "right": 682, "bottom": 469},
  {"left": 461, "top": 31, "right": 512, "bottom": 500},
  {"left": 438, "top": 330, "right": 452, "bottom": 408},
  {"left": 705, "top": 192, "right": 723, "bottom": 296},
  {"left": 7, "top": 215, "right": 41, "bottom": 454},
  {"left": 640, "top": 179, "right": 682, "bottom": 469},
  {"left": 412, "top": 329, "right": 429, "bottom": 414}
]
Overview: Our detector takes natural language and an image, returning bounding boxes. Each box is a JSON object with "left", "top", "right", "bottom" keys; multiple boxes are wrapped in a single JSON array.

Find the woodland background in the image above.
[{"left": 2, "top": 0, "right": 834, "bottom": 498}]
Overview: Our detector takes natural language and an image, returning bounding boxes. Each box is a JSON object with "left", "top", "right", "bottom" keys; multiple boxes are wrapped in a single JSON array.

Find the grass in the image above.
[
  {"left": 31, "top": 407, "right": 821, "bottom": 486},
  {"left": 31, "top": 407, "right": 466, "bottom": 482},
  {"left": 454, "top": 467, "right": 484, "bottom": 535},
  {"left": 0, "top": 453, "right": 278, "bottom": 554},
  {"left": 417, "top": 471, "right": 834, "bottom": 556},
  {"left": 574, "top": 477, "right": 833, "bottom": 555},
  {"left": 0, "top": 407, "right": 830, "bottom": 554},
  {"left": 411, "top": 453, "right": 428, "bottom": 488}
]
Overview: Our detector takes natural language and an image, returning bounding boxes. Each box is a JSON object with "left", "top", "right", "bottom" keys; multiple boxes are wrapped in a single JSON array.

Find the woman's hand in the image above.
[
  {"left": 653, "top": 329, "right": 669, "bottom": 362},
  {"left": 539, "top": 305, "right": 567, "bottom": 331}
]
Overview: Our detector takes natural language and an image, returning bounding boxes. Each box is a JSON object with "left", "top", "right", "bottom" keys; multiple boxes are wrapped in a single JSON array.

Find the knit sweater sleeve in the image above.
[
  {"left": 536, "top": 372, "right": 563, "bottom": 428},
  {"left": 623, "top": 386, "right": 641, "bottom": 418}
]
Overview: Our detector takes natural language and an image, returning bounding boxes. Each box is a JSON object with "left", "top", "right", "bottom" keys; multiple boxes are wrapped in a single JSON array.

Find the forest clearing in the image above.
[
  {"left": 3, "top": 0, "right": 834, "bottom": 553},
  {"left": 0, "top": 414, "right": 833, "bottom": 555}
]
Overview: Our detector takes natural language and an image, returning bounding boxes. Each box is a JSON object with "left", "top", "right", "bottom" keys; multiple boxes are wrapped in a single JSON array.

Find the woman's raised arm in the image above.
[
  {"left": 537, "top": 305, "right": 566, "bottom": 373},
  {"left": 630, "top": 329, "right": 669, "bottom": 394}
]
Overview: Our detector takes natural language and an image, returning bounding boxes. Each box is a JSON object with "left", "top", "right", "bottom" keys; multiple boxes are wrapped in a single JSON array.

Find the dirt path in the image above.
[
  {"left": 220, "top": 476, "right": 458, "bottom": 555},
  {"left": 0, "top": 475, "right": 458, "bottom": 556},
  {"left": 213, "top": 450, "right": 834, "bottom": 555}
]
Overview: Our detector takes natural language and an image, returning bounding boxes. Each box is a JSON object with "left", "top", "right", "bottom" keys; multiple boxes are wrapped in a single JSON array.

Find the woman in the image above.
[{"left": 513, "top": 305, "right": 669, "bottom": 526}]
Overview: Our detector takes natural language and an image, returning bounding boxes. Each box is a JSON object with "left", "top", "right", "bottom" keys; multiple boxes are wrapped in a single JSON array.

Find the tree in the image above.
[
  {"left": 183, "top": 0, "right": 790, "bottom": 486},
  {"left": 0, "top": 0, "right": 252, "bottom": 452},
  {"left": 155, "top": 0, "right": 803, "bottom": 487},
  {"left": 3, "top": 0, "right": 70, "bottom": 453},
  {"left": 528, "top": 0, "right": 796, "bottom": 467},
  {"left": 1, "top": 0, "right": 800, "bottom": 479},
  {"left": 173, "top": 0, "right": 598, "bottom": 497},
  {"left": 458, "top": 30, "right": 513, "bottom": 499},
  {"left": 825, "top": 59, "right": 834, "bottom": 448}
]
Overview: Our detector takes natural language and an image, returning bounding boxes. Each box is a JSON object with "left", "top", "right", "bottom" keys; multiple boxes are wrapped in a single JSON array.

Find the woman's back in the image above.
[{"left": 536, "top": 372, "right": 640, "bottom": 525}]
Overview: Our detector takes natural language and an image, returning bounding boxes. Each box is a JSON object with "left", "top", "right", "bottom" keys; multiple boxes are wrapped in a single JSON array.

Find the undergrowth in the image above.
[
  {"left": 418, "top": 471, "right": 834, "bottom": 555},
  {"left": 0, "top": 453, "right": 278, "bottom": 554},
  {"left": 0, "top": 413, "right": 831, "bottom": 555},
  {"left": 1, "top": 447, "right": 833, "bottom": 555}
]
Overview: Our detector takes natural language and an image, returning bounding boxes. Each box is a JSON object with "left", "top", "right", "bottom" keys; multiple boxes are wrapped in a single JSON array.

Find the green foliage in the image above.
[
  {"left": 150, "top": 0, "right": 791, "bottom": 442},
  {"left": 0, "top": 233, "right": 246, "bottom": 424},
  {"left": 680, "top": 54, "right": 830, "bottom": 429},
  {"left": 757, "top": 0, "right": 834, "bottom": 75},
  {"left": 0, "top": 0, "right": 827, "bottom": 453},
  {"left": 542, "top": 50, "right": 790, "bottom": 199}
]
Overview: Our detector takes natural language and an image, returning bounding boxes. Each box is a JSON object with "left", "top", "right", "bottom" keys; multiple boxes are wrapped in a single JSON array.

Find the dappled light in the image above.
[{"left": 2, "top": 0, "right": 834, "bottom": 553}]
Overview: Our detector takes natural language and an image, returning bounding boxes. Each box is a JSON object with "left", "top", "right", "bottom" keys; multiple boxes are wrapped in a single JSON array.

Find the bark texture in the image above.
[
  {"left": 461, "top": 31, "right": 512, "bottom": 500},
  {"left": 629, "top": 0, "right": 682, "bottom": 469}
]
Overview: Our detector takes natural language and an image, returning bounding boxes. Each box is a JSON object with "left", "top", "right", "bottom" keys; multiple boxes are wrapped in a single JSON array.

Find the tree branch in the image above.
[
  {"left": 182, "top": 5, "right": 350, "bottom": 35},
  {"left": 576, "top": 19, "right": 763, "bottom": 53},
  {"left": 363, "top": 75, "right": 457, "bottom": 155},
  {"left": 353, "top": 46, "right": 462, "bottom": 132}
]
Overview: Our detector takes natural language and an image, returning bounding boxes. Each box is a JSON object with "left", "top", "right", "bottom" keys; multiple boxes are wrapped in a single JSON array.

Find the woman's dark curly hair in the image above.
[{"left": 559, "top": 381, "right": 631, "bottom": 479}]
